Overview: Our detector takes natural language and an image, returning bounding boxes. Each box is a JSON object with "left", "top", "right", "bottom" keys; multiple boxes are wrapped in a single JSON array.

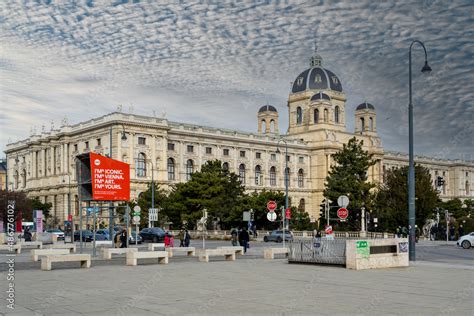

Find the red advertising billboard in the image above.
[{"left": 89, "top": 152, "right": 130, "bottom": 201}]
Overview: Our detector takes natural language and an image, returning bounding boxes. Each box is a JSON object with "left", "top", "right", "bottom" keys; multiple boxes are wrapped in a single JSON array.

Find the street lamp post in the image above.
[
  {"left": 63, "top": 174, "right": 72, "bottom": 243},
  {"left": 408, "top": 40, "right": 432, "bottom": 261},
  {"left": 276, "top": 138, "right": 289, "bottom": 249}
]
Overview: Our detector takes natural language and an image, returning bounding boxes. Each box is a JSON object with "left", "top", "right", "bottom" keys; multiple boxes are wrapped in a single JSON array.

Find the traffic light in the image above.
[
  {"left": 436, "top": 176, "right": 445, "bottom": 187},
  {"left": 319, "top": 200, "right": 326, "bottom": 218}
]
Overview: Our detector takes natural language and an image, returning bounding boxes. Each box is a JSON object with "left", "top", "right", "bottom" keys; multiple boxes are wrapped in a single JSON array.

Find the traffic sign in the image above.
[
  {"left": 267, "top": 200, "right": 277, "bottom": 212},
  {"left": 337, "top": 195, "right": 349, "bottom": 208},
  {"left": 149, "top": 208, "right": 158, "bottom": 221},
  {"left": 267, "top": 212, "right": 277, "bottom": 222},
  {"left": 325, "top": 225, "right": 333, "bottom": 235},
  {"left": 68, "top": 214, "right": 72, "bottom": 221},
  {"left": 285, "top": 208, "right": 291, "bottom": 219},
  {"left": 133, "top": 215, "right": 140, "bottom": 224},
  {"left": 337, "top": 207, "right": 348, "bottom": 220}
]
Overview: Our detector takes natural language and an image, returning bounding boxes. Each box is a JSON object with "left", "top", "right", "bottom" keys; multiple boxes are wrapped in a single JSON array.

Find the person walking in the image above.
[
  {"left": 184, "top": 230, "right": 191, "bottom": 247},
  {"left": 114, "top": 230, "right": 121, "bottom": 248},
  {"left": 178, "top": 229, "right": 185, "bottom": 247},
  {"left": 239, "top": 227, "right": 250, "bottom": 253},
  {"left": 449, "top": 225, "right": 455, "bottom": 241},
  {"left": 120, "top": 229, "right": 127, "bottom": 248},
  {"left": 164, "top": 232, "right": 170, "bottom": 247},
  {"left": 169, "top": 232, "right": 174, "bottom": 247},
  {"left": 24, "top": 227, "right": 32, "bottom": 242},
  {"left": 231, "top": 228, "right": 238, "bottom": 246}
]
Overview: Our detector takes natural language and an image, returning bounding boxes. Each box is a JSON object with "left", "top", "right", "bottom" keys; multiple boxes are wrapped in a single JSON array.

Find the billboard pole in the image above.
[{"left": 109, "top": 126, "right": 114, "bottom": 247}]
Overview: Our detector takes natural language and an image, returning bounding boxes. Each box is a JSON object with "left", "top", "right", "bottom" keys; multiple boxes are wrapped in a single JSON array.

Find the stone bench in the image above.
[
  {"left": 217, "top": 246, "right": 244, "bottom": 255},
  {"left": 126, "top": 251, "right": 168, "bottom": 266},
  {"left": 19, "top": 241, "right": 43, "bottom": 249},
  {"left": 41, "top": 254, "right": 91, "bottom": 271},
  {"left": 31, "top": 249, "right": 70, "bottom": 262},
  {"left": 147, "top": 243, "right": 165, "bottom": 251},
  {"left": 46, "top": 243, "right": 76, "bottom": 253},
  {"left": 264, "top": 248, "right": 288, "bottom": 260},
  {"left": 0, "top": 244, "right": 21, "bottom": 254},
  {"left": 102, "top": 247, "right": 138, "bottom": 260},
  {"left": 95, "top": 241, "right": 113, "bottom": 247},
  {"left": 198, "top": 249, "right": 236, "bottom": 263},
  {"left": 166, "top": 247, "right": 195, "bottom": 257}
]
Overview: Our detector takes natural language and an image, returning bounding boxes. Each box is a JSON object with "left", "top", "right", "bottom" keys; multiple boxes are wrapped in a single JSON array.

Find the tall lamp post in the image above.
[
  {"left": 62, "top": 174, "right": 72, "bottom": 243},
  {"left": 408, "top": 40, "right": 432, "bottom": 261},
  {"left": 276, "top": 138, "right": 289, "bottom": 249}
]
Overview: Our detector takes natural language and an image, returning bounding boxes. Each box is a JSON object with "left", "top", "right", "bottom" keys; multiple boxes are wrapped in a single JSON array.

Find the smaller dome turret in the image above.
[
  {"left": 356, "top": 102, "right": 375, "bottom": 111},
  {"left": 257, "top": 104, "right": 279, "bottom": 135},
  {"left": 355, "top": 101, "right": 377, "bottom": 135},
  {"left": 258, "top": 105, "right": 278, "bottom": 113}
]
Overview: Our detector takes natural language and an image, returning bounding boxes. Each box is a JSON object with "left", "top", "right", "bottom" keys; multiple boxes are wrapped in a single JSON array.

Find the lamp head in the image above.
[
  {"left": 421, "top": 61, "right": 432, "bottom": 74},
  {"left": 121, "top": 132, "right": 127, "bottom": 141}
]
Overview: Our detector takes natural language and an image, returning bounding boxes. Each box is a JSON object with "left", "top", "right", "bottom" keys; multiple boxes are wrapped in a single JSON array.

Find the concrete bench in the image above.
[
  {"left": 31, "top": 249, "right": 70, "bottom": 262},
  {"left": 19, "top": 241, "right": 43, "bottom": 249},
  {"left": 264, "top": 248, "right": 288, "bottom": 260},
  {"left": 0, "top": 244, "right": 21, "bottom": 254},
  {"left": 41, "top": 254, "right": 91, "bottom": 271},
  {"left": 102, "top": 247, "right": 138, "bottom": 260},
  {"left": 126, "top": 251, "right": 168, "bottom": 266},
  {"left": 198, "top": 249, "right": 236, "bottom": 263},
  {"left": 166, "top": 247, "right": 195, "bottom": 257},
  {"left": 47, "top": 243, "right": 76, "bottom": 253},
  {"left": 217, "top": 246, "right": 244, "bottom": 255},
  {"left": 95, "top": 241, "right": 113, "bottom": 247},
  {"left": 147, "top": 243, "right": 165, "bottom": 251}
]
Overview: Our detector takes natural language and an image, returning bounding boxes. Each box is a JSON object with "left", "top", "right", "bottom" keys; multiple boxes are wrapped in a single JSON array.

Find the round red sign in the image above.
[
  {"left": 325, "top": 225, "right": 333, "bottom": 235},
  {"left": 337, "top": 207, "right": 348, "bottom": 220},
  {"left": 267, "top": 200, "right": 277, "bottom": 212}
]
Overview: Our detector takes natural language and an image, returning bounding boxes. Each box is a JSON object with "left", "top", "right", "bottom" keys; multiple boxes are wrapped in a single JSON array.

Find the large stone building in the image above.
[{"left": 4, "top": 52, "right": 473, "bottom": 229}]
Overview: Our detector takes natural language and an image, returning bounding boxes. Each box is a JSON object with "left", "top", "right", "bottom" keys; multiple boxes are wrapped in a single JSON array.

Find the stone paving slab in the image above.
[{"left": 0, "top": 257, "right": 472, "bottom": 315}]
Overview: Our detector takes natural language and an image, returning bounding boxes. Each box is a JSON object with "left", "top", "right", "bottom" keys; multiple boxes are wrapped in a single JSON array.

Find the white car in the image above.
[
  {"left": 457, "top": 232, "right": 474, "bottom": 249},
  {"left": 46, "top": 229, "right": 65, "bottom": 241}
]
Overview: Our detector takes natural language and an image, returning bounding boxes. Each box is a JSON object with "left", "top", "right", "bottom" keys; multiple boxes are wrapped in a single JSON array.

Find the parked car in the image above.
[
  {"left": 73, "top": 230, "right": 107, "bottom": 242},
  {"left": 46, "top": 229, "right": 65, "bottom": 241},
  {"left": 95, "top": 229, "right": 111, "bottom": 240},
  {"left": 129, "top": 231, "right": 143, "bottom": 244},
  {"left": 263, "top": 230, "right": 293, "bottom": 243},
  {"left": 140, "top": 227, "right": 166, "bottom": 243},
  {"left": 457, "top": 232, "right": 474, "bottom": 249}
]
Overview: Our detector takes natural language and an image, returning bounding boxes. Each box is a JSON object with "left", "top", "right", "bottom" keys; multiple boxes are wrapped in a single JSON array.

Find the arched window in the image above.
[
  {"left": 298, "top": 198, "right": 305, "bottom": 212},
  {"left": 136, "top": 153, "right": 146, "bottom": 177},
  {"left": 270, "top": 120, "right": 275, "bottom": 132},
  {"left": 22, "top": 170, "right": 26, "bottom": 188},
  {"left": 314, "top": 109, "right": 319, "bottom": 123},
  {"left": 369, "top": 117, "right": 374, "bottom": 131},
  {"left": 255, "top": 165, "right": 262, "bottom": 185},
  {"left": 270, "top": 166, "right": 276, "bottom": 186},
  {"left": 261, "top": 120, "right": 266, "bottom": 132},
  {"left": 360, "top": 117, "right": 365, "bottom": 131},
  {"left": 222, "top": 162, "right": 229, "bottom": 172},
  {"left": 186, "top": 159, "right": 194, "bottom": 181},
  {"left": 167, "top": 158, "right": 175, "bottom": 180},
  {"left": 324, "top": 109, "right": 328, "bottom": 122},
  {"left": 74, "top": 195, "right": 79, "bottom": 216},
  {"left": 239, "top": 164, "right": 246, "bottom": 184},
  {"left": 284, "top": 167, "right": 290, "bottom": 187},
  {"left": 297, "top": 169, "right": 304, "bottom": 188},
  {"left": 335, "top": 106, "right": 340, "bottom": 123},
  {"left": 14, "top": 171, "right": 19, "bottom": 189},
  {"left": 296, "top": 107, "right": 302, "bottom": 125},
  {"left": 466, "top": 181, "right": 470, "bottom": 196}
]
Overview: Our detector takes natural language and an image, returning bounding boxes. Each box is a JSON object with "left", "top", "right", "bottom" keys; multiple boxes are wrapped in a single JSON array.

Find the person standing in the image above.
[
  {"left": 449, "top": 225, "right": 455, "bottom": 241},
  {"left": 178, "top": 229, "right": 185, "bottom": 247},
  {"left": 231, "top": 228, "right": 238, "bottom": 246},
  {"left": 164, "top": 232, "right": 170, "bottom": 247},
  {"left": 184, "top": 230, "right": 191, "bottom": 247},
  {"left": 120, "top": 229, "right": 127, "bottom": 248},
  {"left": 24, "top": 227, "right": 32, "bottom": 242},
  {"left": 239, "top": 227, "right": 250, "bottom": 253}
]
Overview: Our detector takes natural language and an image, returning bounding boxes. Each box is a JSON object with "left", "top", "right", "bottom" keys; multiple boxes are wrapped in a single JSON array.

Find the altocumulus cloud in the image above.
[{"left": 0, "top": 0, "right": 473, "bottom": 159}]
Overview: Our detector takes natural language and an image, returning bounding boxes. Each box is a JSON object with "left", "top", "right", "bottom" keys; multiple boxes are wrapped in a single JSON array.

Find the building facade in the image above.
[{"left": 4, "top": 52, "right": 473, "bottom": 228}]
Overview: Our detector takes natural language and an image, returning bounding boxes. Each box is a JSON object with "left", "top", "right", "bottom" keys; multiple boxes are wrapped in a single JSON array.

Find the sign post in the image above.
[{"left": 133, "top": 206, "right": 141, "bottom": 245}]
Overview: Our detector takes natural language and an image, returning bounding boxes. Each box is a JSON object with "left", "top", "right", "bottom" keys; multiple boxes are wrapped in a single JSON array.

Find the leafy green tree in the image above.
[
  {"left": 289, "top": 206, "right": 313, "bottom": 231},
  {"left": 31, "top": 197, "right": 52, "bottom": 220},
  {"left": 374, "top": 165, "right": 439, "bottom": 232},
  {"left": 464, "top": 199, "right": 474, "bottom": 217},
  {"left": 440, "top": 198, "right": 466, "bottom": 219},
  {"left": 0, "top": 190, "right": 34, "bottom": 229},
  {"left": 165, "top": 160, "right": 246, "bottom": 229},
  {"left": 323, "top": 137, "right": 376, "bottom": 230},
  {"left": 242, "top": 190, "right": 286, "bottom": 230}
]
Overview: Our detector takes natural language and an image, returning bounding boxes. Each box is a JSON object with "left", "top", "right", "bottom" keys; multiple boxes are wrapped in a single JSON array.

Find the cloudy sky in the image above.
[{"left": 1, "top": 1, "right": 473, "bottom": 160}]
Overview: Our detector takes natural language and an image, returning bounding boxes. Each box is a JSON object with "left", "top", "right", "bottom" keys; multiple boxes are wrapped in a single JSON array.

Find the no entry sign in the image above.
[
  {"left": 337, "top": 207, "right": 348, "bottom": 220},
  {"left": 267, "top": 200, "right": 277, "bottom": 212}
]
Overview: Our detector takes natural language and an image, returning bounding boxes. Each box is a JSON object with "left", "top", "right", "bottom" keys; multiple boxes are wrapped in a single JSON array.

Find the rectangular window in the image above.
[
  {"left": 138, "top": 137, "right": 146, "bottom": 145},
  {"left": 286, "top": 155, "right": 290, "bottom": 162},
  {"left": 187, "top": 145, "right": 194, "bottom": 153},
  {"left": 299, "top": 156, "right": 304, "bottom": 163},
  {"left": 85, "top": 141, "right": 89, "bottom": 149},
  {"left": 240, "top": 151, "right": 246, "bottom": 158},
  {"left": 223, "top": 149, "right": 229, "bottom": 156},
  {"left": 97, "top": 138, "right": 101, "bottom": 146},
  {"left": 271, "top": 153, "right": 276, "bottom": 161},
  {"left": 74, "top": 144, "right": 78, "bottom": 152},
  {"left": 256, "top": 152, "right": 261, "bottom": 159},
  {"left": 168, "top": 143, "right": 175, "bottom": 151},
  {"left": 206, "top": 147, "right": 212, "bottom": 154}
]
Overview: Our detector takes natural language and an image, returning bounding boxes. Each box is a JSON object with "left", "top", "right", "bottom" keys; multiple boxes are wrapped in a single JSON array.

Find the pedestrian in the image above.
[
  {"left": 315, "top": 229, "right": 322, "bottom": 238},
  {"left": 231, "top": 228, "right": 238, "bottom": 246},
  {"left": 169, "top": 232, "right": 174, "bottom": 247},
  {"left": 164, "top": 231, "right": 170, "bottom": 247},
  {"left": 430, "top": 225, "right": 437, "bottom": 241},
  {"left": 396, "top": 226, "right": 401, "bottom": 238},
  {"left": 120, "top": 229, "right": 127, "bottom": 248},
  {"left": 239, "top": 227, "right": 250, "bottom": 253},
  {"left": 24, "top": 227, "right": 32, "bottom": 242},
  {"left": 114, "top": 231, "right": 121, "bottom": 248},
  {"left": 449, "top": 226, "right": 455, "bottom": 241},
  {"left": 184, "top": 230, "right": 191, "bottom": 247},
  {"left": 178, "top": 229, "right": 185, "bottom": 247},
  {"left": 252, "top": 225, "right": 258, "bottom": 238},
  {"left": 401, "top": 226, "right": 408, "bottom": 238},
  {"left": 458, "top": 225, "right": 464, "bottom": 239}
]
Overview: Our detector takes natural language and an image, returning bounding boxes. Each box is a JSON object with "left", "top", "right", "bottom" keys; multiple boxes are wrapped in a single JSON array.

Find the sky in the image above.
[{"left": 1, "top": 0, "right": 473, "bottom": 160}]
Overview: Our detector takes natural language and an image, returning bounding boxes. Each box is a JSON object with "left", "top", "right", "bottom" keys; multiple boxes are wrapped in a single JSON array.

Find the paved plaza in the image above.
[{"left": 1, "top": 241, "right": 473, "bottom": 315}]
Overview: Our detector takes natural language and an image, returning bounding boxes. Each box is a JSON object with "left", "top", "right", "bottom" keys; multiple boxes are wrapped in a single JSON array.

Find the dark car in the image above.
[
  {"left": 74, "top": 230, "right": 107, "bottom": 242},
  {"left": 263, "top": 230, "right": 293, "bottom": 243},
  {"left": 129, "top": 231, "right": 143, "bottom": 244},
  {"left": 95, "top": 229, "right": 111, "bottom": 240},
  {"left": 140, "top": 227, "right": 166, "bottom": 243}
]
